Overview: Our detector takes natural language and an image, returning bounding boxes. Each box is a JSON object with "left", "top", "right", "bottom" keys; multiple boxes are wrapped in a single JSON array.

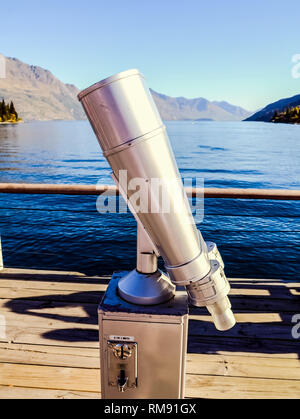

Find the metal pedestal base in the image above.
[
  {"left": 117, "top": 269, "right": 176, "bottom": 305},
  {"left": 99, "top": 273, "right": 189, "bottom": 399}
]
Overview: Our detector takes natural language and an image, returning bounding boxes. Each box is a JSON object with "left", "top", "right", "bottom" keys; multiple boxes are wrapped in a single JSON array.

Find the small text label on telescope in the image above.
[{"left": 109, "top": 335, "right": 135, "bottom": 342}]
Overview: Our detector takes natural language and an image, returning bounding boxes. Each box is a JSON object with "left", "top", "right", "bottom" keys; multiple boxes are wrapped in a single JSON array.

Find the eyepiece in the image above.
[{"left": 207, "top": 296, "right": 236, "bottom": 331}]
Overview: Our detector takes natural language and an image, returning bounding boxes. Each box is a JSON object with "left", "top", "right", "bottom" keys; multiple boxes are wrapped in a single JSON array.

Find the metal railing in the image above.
[
  {"left": 0, "top": 183, "right": 299, "bottom": 200},
  {"left": 0, "top": 183, "right": 299, "bottom": 275}
]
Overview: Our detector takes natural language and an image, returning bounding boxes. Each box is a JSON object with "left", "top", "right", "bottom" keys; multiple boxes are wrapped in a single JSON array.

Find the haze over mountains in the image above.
[{"left": 0, "top": 55, "right": 252, "bottom": 121}]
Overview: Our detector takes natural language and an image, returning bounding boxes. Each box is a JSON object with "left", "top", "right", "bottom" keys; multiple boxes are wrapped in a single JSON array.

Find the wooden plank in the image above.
[
  {"left": 0, "top": 305, "right": 298, "bottom": 349},
  {"left": 0, "top": 343, "right": 99, "bottom": 369},
  {"left": 1, "top": 375, "right": 300, "bottom": 399},
  {"left": 1, "top": 268, "right": 299, "bottom": 292},
  {"left": 0, "top": 385, "right": 100, "bottom": 399},
  {"left": 1, "top": 293, "right": 296, "bottom": 326},
  {"left": 2, "top": 291, "right": 298, "bottom": 314},
  {"left": 0, "top": 268, "right": 77, "bottom": 278},
  {"left": 0, "top": 296, "right": 97, "bottom": 311},
  {"left": 221, "top": 296, "right": 300, "bottom": 313},
  {"left": 188, "top": 315, "right": 297, "bottom": 340},
  {"left": 0, "top": 362, "right": 100, "bottom": 392},
  {"left": 0, "top": 287, "right": 104, "bottom": 303},
  {"left": 1, "top": 326, "right": 99, "bottom": 348},
  {"left": 0, "top": 268, "right": 110, "bottom": 282},
  {"left": 186, "top": 353, "right": 300, "bottom": 380},
  {"left": 0, "top": 283, "right": 299, "bottom": 302},
  {"left": 2, "top": 333, "right": 297, "bottom": 367},
  {"left": 188, "top": 335, "right": 300, "bottom": 359},
  {"left": 2, "top": 305, "right": 292, "bottom": 330},
  {"left": 1, "top": 342, "right": 299, "bottom": 381},
  {"left": 229, "top": 278, "right": 300, "bottom": 286},
  {"left": 0, "top": 342, "right": 99, "bottom": 358},
  {"left": 1, "top": 308, "right": 297, "bottom": 346},
  {"left": 190, "top": 312, "right": 291, "bottom": 324},
  {"left": 1, "top": 268, "right": 298, "bottom": 287},
  {"left": 0, "top": 298, "right": 99, "bottom": 329},
  {"left": 3, "top": 363, "right": 298, "bottom": 398},
  {"left": 1, "top": 268, "right": 299, "bottom": 289},
  {"left": 0, "top": 279, "right": 108, "bottom": 292},
  {"left": 229, "top": 286, "right": 300, "bottom": 299},
  {"left": 185, "top": 375, "right": 300, "bottom": 399},
  {"left": 0, "top": 278, "right": 300, "bottom": 301},
  {"left": 0, "top": 284, "right": 300, "bottom": 313},
  {"left": 0, "top": 310, "right": 98, "bottom": 331},
  {"left": 1, "top": 292, "right": 298, "bottom": 313},
  {"left": 0, "top": 268, "right": 298, "bottom": 307}
]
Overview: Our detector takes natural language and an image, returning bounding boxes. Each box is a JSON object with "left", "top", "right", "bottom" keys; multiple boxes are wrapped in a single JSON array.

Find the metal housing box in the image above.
[{"left": 98, "top": 272, "right": 189, "bottom": 399}]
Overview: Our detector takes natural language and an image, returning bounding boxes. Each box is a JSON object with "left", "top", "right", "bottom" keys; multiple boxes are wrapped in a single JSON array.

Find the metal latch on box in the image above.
[{"left": 107, "top": 341, "right": 138, "bottom": 392}]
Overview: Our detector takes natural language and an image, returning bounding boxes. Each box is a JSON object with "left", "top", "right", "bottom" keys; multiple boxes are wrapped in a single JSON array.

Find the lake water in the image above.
[{"left": 0, "top": 120, "right": 299, "bottom": 279}]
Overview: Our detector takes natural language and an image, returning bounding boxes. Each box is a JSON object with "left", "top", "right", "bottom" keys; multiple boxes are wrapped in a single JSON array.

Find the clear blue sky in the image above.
[{"left": 1, "top": 0, "right": 300, "bottom": 111}]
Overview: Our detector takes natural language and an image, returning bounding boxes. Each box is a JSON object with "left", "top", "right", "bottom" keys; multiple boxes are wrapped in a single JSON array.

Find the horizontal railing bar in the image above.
[
  {"left": 185, "top": 187, "right": 300, "bottom": 200},
  {"left": 0, "top": 183, "right": 299, "bottom": 200}
]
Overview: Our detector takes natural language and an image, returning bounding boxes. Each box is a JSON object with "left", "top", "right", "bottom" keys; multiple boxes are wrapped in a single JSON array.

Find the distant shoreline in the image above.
[
  {"left": 272, "top": 121, "right": 300, "bottom": 125},
  {"left": 0, "top": 119, "right": 248, "bottom": 124},
  {"left": 0, "top": 120, "right": 24, "bottom": 125}
]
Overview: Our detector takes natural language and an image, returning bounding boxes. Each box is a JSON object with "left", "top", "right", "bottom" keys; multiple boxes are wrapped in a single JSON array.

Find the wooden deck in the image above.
[{"left": 0, "top": 267, "right": 300, "bottom": 399}]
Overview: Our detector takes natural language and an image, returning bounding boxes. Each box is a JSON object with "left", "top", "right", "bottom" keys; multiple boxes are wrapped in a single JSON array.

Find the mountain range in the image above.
[
  {"left": 0, "top": 56, "right": 85, "bottom": 121},
  {"left": 245, "top": 94, "right": 300, "bottom": 122},
  {"left": 150, "top": 89, "right": 251, "bottom": 121},
  {"left": 0, "top": 55, "right": 252, "bottom": 121}
]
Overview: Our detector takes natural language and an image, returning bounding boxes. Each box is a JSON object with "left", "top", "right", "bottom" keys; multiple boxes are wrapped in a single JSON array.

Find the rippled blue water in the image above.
[{"left": 0, "top": 120, "right": 299, "bottom": 279}]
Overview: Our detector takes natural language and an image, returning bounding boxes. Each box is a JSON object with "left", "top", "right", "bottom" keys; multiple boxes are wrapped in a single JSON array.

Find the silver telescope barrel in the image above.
[
  {"left": 78, "top": 69, "right": 210, "bottom": 283},
  {"left": 78, "top": 69, "right": 162, "bottom": 152},
  {"left": 78, "top": 69, "right": 236, "bottom": 331}
]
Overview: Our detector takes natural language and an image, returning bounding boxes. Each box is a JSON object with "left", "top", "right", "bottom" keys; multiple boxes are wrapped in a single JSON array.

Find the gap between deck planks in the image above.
[{"left": 0, "top": 268, "right": 300, "bottom": 399}]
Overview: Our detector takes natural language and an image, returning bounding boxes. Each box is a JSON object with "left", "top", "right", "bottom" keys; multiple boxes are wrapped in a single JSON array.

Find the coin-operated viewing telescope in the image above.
[{"left": 78, "top": 69, "right": 236, "bottom": 399}]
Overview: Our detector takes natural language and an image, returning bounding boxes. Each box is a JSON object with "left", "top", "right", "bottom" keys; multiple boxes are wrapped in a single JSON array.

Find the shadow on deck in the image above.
[
  {"left": 3, "top": 272, "right": 300, "bottom": 356},
  {"left": 1, "top": 268, "right": 300, "bottom": 398}
]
